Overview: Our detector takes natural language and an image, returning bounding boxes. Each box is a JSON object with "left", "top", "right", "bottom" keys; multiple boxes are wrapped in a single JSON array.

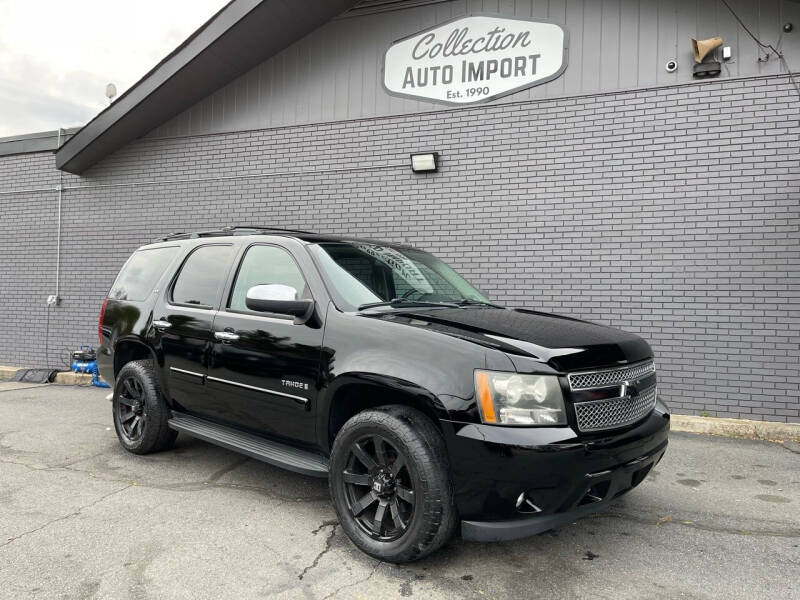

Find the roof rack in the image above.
[{"left": 157, "top": 225, "right": 317, "bottom": 242}]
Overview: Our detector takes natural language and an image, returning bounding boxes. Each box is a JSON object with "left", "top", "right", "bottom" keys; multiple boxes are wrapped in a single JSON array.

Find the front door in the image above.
[
  {"left": 156, "top": 243, "right": 237, "bottom": 416},
  {"left": 206, "top": 243, "right": 323, "bottom": 444}
]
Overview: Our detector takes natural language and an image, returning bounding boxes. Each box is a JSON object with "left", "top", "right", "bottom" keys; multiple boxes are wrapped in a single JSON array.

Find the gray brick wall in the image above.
[{"left": 1, "top": 74, "right": 798, "bottom": 422}]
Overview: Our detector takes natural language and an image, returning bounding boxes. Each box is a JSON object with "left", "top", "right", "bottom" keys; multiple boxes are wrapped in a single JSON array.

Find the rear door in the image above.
[
  {"left": 99, "top": 245, "right": 181, "bottom": 384},
  {"left": 154, "top": 243, "right": 237, "bottom": 415},
  {"left": 206, "top": 242, "right": 323, "bottom": 444}
]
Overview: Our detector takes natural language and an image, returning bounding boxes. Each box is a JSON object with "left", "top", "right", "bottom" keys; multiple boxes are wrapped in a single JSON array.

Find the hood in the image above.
[{"left": 362, "top": 307, "right": 652, "bottom": 372}]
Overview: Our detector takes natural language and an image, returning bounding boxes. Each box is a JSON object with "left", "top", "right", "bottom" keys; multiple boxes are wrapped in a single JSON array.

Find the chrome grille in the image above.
[
  {"left": 574, "top": 386, "right": 657, "bottom": 432},
  {"left": 568, "top": 360, "right": 655, "bottom": 391}
]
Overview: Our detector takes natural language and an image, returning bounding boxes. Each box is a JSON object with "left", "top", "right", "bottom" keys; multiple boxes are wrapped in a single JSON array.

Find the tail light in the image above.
[{"left": 98, "top": 298, "right": 108, "bottom": 346}]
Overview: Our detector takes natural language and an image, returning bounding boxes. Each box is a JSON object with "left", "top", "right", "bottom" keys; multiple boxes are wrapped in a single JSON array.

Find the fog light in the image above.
[{"left": 515, "top": 492, "right": 542, "bottom": 514}]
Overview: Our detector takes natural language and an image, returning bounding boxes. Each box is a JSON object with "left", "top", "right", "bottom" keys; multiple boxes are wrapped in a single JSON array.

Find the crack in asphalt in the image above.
[
  {"left": 52, "top": 450, "right": 113, "bottom": 469},
  {"left": 299, "top": 521, "right": 339, "bottom": 580},
  {"left": 0, "top": 457, "right": 46, "bottom": 470},
  {"left": 0, "top": 430, "right": 25, "bottom": 454},
  {"left": 0, "top": 385, "right": 47, "bottom": 394},
  {"left": 591, "top": 510, "right": 800, "bottom": 538},
  {"left": 207, "top": 455, "right": 251, "bottom": 482},
  {"left": 1, "top": 456, "right": 328, "bottom": 503},
  {"left": 310, "top": 518, "right": 340, "bottom": 535},
  {"left": 0, "top": 451, "right": 114, "bottom": 471},
  {"left": 0, "top": 484, "right": 132, "bottom": 550},
  {"left": 320, "top": 559, "right": 383, "bottom": 600}
]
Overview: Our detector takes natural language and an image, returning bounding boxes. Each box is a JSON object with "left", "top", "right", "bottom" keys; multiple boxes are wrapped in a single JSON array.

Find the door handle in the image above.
[
  {"left": 153, "top": 320, "right": 172, "bottom": 330},
  {"left": 214, "top": 331, "right": 240, "bottom": 342}
]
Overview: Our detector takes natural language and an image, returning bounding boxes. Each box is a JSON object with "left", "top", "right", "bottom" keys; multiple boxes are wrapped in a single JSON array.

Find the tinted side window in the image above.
[
  {"left": 171, "top": 245, "right": 235, "bottom": 308},
  {"left": 229, "top": 245, "right": 308, "bottom": 311},
  {"left": 109, "top": 247, "right": 179, "bottom": 301}
]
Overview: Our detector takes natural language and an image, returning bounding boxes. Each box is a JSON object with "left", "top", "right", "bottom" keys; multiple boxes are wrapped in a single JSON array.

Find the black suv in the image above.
[{"left": 98, "top": 226, "right": 669, "bottom": 562}]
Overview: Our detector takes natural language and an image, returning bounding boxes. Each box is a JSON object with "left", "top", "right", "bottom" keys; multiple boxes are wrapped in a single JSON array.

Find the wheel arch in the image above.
[
  {"left": 113, "top": 338, "right": 158, "bottom": 378},
  {"left": 322, "top": 373, "right": 448, "bottom": 451}
]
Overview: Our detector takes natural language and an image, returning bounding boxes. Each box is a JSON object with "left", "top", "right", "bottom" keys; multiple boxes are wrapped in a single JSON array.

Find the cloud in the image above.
[
  {"left": 0, "top": 43, "right": 108, "bottom": 133},
  {"left": 0, "top": 0, "right": 228, "bottom": 137}
]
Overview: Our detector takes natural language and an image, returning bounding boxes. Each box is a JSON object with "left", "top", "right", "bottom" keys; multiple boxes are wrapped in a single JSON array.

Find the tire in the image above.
[
  {"left": 329, "top": 405, "right": 457, "bottom": 563},
  {"left": 112, "top": 359, "right": 177, "bottom": 455}
]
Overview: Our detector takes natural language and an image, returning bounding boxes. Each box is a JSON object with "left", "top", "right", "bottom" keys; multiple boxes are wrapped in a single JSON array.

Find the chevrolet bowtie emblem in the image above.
[{"left": 620, "top": 380, "right": 639, "bottom": 398}]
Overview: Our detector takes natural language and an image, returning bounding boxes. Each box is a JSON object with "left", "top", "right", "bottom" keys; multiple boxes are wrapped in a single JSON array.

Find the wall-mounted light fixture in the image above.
[{"left": 410, "top": 152, "right": 439, "bottom": 173}]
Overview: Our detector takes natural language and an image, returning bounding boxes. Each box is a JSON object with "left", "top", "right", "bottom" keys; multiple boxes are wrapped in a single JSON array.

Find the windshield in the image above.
[{"left": 310, "top": 242, "right": 490, "bottom": 311}]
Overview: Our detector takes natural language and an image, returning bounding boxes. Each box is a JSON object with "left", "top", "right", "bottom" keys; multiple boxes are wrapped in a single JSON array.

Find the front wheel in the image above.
[{"left": 329, "top": 405, "right": 457, "bottom": 563}]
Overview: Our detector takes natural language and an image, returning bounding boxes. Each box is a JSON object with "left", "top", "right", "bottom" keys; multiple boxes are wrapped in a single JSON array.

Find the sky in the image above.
[{"left": 0, "top": 0, "right": 229, "bottom": 137}]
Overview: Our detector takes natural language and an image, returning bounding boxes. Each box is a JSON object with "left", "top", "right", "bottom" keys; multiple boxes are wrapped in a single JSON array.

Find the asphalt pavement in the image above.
[{"left": 0, "top": 383, "right": 798, "bottom": 600}]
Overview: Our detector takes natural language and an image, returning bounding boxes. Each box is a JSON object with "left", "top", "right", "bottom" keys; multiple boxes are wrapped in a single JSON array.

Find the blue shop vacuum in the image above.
[{"left": 71, "top": 346, "right": 110, "bottom": 388}]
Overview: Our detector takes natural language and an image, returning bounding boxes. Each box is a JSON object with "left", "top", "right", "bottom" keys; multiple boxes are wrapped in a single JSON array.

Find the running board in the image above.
[{"left": 168, "top": 413, "right": 329, "bottom": 478}]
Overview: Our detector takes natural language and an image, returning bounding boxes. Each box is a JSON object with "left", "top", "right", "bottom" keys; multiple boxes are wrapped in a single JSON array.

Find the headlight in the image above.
[{"left": 475, "top": 370, "right": 566, "bottom": 426}]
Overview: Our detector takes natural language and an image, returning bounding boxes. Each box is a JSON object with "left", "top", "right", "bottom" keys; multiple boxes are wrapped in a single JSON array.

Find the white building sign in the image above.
[{"left": 383, "top": 15, "right": 569, "bottom": 106}]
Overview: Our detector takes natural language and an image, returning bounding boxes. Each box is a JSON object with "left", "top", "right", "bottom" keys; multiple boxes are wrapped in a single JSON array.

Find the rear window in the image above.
[
  {"left": 171, "top": 244, "right": 235, "bottom": 308},
  {"left": 109, "top": 247, "right": 179, "bottom": 301}
]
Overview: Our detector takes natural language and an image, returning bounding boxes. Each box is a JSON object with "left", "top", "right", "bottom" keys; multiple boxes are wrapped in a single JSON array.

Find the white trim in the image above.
[
  {"left": 169, "top": 367, "right": 204, "bottom": 378},
  {"left": 206, "top": 376, "right": 308, "bottom": 404}
]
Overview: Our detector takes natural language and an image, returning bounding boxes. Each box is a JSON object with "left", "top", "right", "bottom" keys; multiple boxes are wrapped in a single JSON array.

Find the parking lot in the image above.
[{"left": 0, "top": 383, "right": 798, "bottom": 600}]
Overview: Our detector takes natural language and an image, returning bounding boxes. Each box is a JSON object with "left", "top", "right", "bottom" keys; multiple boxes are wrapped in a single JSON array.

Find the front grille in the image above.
[
  {"left": 574, "top": 385, "right": 657, "bottom": 432},
  {"left": 568, "top": 359, "right": 655, "bottom": 391}
]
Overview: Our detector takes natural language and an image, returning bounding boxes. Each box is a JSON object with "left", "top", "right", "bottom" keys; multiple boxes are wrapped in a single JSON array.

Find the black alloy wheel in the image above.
[
  {"left": 342, "top": 434, "right": 415, "bottom": 541},
  {"left": 329, "top": 405, "right": 457, "bottom": 563},
  {"left": 112, "top": 359, "right": 177, "bottom": 455},
  {"left": 116, "top": 376, "right": 147, "bottom": 443}
]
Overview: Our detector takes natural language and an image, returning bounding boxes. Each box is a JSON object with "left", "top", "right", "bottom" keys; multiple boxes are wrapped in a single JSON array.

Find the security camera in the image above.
[{"left": 665, "top": 59, "right": 678, "bottom": 73}]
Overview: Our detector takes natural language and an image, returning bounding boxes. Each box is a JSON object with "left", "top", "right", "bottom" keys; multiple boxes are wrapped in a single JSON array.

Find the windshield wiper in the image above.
[
  {"left": 457, "top": 299, "right": 505, "bottom": 309},
  {"left": 357, "top": 298, "right": 461, "bottom": 311}
]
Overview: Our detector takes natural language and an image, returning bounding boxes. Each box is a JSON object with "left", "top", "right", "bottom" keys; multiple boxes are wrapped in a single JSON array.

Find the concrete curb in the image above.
[
  {"left": 53, "top": 372, "right": 96, "bottom": 386},
  {"left": 671, "top": 414, "right": 800, "bottom": 443},
  {"left": 0, "top": 365, "right": 21, "bottom": 379},
  {"left": 1, "top": 366, "right": 100, "bottom": 386}
]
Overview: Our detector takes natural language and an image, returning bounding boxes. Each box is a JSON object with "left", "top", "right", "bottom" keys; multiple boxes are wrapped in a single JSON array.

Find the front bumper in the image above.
[
  {"left": 441, "top": 402, "right": 670, "bottom": 542},
  {"left": 461, "top": 440, "right": 666, "bottom": 541}
]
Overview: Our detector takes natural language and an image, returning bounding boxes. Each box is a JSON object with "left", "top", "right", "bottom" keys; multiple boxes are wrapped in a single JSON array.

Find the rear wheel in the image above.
[
  {"left": 329, "top": 405, "right": 457, "bottom": 563},
  {"left": 113, "top": 359, "right": 177, "bottom": 455}
]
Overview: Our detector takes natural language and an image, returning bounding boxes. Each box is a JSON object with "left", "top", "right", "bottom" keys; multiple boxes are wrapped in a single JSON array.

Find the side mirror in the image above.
[{"left": 245, "top": 284, "right": 313, "bottom": 319}]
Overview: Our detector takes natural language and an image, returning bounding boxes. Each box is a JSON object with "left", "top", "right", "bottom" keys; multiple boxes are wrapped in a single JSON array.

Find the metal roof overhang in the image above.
[{"left": 55, "top": 0, "right": 358, "bottom": 174}]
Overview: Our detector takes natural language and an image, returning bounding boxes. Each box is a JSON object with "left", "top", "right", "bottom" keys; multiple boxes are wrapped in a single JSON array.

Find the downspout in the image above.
[
  {"left": 55, "top": 127, "right": 63, "bottom": 301},
  {"left": 44, "top": 128, "right": 65, "bottom": 368}
]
